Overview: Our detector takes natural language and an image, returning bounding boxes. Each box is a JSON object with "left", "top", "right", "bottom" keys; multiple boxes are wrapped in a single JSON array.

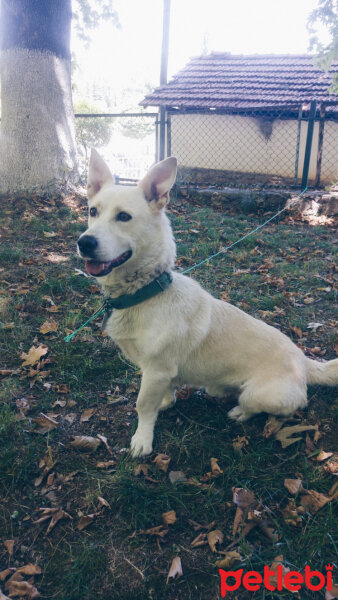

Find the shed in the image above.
[{"left": 141, "top": 54, "right": 338, "bottom": 187}]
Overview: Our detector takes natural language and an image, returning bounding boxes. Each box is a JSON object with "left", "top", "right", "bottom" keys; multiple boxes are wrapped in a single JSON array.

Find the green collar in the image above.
[{"left": 102, "top": 271, "right": 173, "bottom": 328}]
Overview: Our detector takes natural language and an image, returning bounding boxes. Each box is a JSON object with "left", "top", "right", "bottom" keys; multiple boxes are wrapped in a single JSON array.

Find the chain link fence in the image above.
[
  {"left": 166, "top": 104, "right": 338, "bottom": 189},
  {"left": 74, "top": 112, "right": 158, "bottom": 183}
]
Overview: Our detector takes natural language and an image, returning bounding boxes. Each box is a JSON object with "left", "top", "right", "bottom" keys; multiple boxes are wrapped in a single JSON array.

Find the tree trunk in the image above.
[{"left": 0, "top": 0, "right": 78, "bottom": 195}]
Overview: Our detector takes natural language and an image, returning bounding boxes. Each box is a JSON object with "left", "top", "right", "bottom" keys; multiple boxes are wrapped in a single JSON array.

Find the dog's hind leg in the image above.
[
  {"left": 131, "top": 367, "right": 176, "bottom": 457},
  {"left": 228, "top": 377, "right": 307, "bottom": 422}
]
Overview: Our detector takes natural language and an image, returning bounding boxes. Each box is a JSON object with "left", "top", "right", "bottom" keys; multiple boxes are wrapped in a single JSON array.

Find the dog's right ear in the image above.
[{"left": 87, "top": 149, "right": 115, "bottom": 199}]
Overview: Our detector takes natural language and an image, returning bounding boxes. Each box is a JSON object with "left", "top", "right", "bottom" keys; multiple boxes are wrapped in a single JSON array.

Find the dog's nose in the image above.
[{"left": 78, "top": 235, "right": 98, "bottom": 257}]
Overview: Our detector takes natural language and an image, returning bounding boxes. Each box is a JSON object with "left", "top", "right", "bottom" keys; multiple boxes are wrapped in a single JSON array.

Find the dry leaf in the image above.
[
  {"left": 281, "top": 499, "right": 303, "bottom": 527},
  {"left": 153, "top": 454, "right": 171, "bottom": 472},
  {"left": 190, "top": 532, "right": 208, "bottom": 548},
  {"left": 134, "top": 464, "right": 150, "bottom": 477},
  {"left": 69, "top": 436, "right": 101, "bottom": 452},
  {"left": 46, "top": 509, "right": 72, "bottom": 534},
  {"left": 3, "top": 541, "right": 14, "bottom": 557},
  {"left": 16, "top": 564, "right": 41, "bottom": 576},
  {"left": 96, "top": 460, "right": 116, "bottom": 469},
  {"left": 232, "top": 436, "right": 249, "bottom": 452},
  {"left": 78, "top": 514, "right": 95, "bottom": 530},
  {"left": 207, "top": 529, "right": 224, "bottom": 552},
  {"left": 275, "top": 424, "right": 318, "bottom": 448},
  {"left": 0, "top": 569, "right": 15, "bottom": 582},
  {"left": 232, "top": 487, "right": 256, "bottom": 509},
  {"left": 97, "top": 497, "right": 111, "bottom": 510},
  {"left": 210, "top": 457, "right": 223, "bottom": 476},
  {"left": 325, "top": 458, "right": 338, "bottom": 475},
  {"left": 284, "top": 478, "right": 303, "bottom": 495},
  {"left": 55, "top": 384, "right": 68, "bottom": 394},
  {"left": 326, "top": 583, "right": 338, "bottom": 599},
  {"left": 80, "top": 408, "right": 96, "bottom": 422},
  {"left": 96, "top": 434, "right": 113, "bottom": 455},
  {"left": 290, "top": 325, "right": 303, "bottom": 337},
  {"left": 166, "top": 556, "right": 182, "bottom": 584},
  {"left": 34, "top": 413, "right": 59, "bottom": 435},
  {"left": 317, "top": 450, "right": 334, "bottom": 462},
  {"left": 140, "top": 525, "right": 168, "bottom": 537},
  {"left": 5, "top": 580, "right": 40, "bottom": 598},
  {"left": 263, "top": 415, "right": 285, "bottom": 438},
  {"left": 168, "top": 471, "right": 187, "bottom": 484},
  {"left": 216, "top": 550, "right": 242, "bottom": 568},
  {"left": 162, "top": 510, "right": 177, "bottom": 526},
  {"left": 21, "top": 345, "right": 48, "bottom": 367},
  {"left": 269, "top": 556, "right": 290, "bottom": 591},
  {"left": 39, "top": 320, "right": 58, "bottom": 334},
  {"left": 300, "top": 489, "right": 331, "bottom": 514},
  {"left": 303, "top": 297, "right": 314, "bottom": 304}
]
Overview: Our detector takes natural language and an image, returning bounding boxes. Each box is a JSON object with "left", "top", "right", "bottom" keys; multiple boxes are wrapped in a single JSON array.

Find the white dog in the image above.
[{"left": 77, "top": 150, "right": 338, "bottom": 457}]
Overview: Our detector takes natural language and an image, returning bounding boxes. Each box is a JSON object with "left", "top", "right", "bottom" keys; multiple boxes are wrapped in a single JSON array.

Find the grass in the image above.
[{"left": 0, "top": 192, "right": 337, "bottom": 600}]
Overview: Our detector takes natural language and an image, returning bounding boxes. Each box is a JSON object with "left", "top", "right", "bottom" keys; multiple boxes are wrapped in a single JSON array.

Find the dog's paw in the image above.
[
  {"left": 130, "top": 432, "right": 153, "bottom": 457},
  {"left": 227, "top": 406, "right": 248, "bottom": 422}
]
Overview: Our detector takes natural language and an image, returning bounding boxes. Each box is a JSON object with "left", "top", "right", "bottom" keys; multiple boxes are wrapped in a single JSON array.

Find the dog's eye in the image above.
[
  {"left": 116, "top": 211, "right": 132, "bottom": 222},
  {"left": 89, "top": 207, "right": 97, "bottom": 217}
]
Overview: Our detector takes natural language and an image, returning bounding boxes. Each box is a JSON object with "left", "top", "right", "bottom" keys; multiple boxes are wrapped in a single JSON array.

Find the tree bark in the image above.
[{"left": 0, "top": 0, "right": 78, "bottom": 194}]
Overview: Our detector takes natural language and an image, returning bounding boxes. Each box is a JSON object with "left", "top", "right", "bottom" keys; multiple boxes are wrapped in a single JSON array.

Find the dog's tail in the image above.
[{"left": 306, "top": 357, "right": 338, "bottom": 386}]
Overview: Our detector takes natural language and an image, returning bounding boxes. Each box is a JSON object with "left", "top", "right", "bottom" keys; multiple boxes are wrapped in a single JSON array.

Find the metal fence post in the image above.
[
  {"left": 301, "top": 100, "right": 317, "bottom": 190},
  {"left": 159, "top": 0, "right": 171, "bottom": 160},
  {"left": 315, "top": 104, "right": 326, "bottom": 188}
]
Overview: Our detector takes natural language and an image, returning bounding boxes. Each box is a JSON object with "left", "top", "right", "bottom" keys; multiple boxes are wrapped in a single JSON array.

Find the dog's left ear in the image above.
[{"left": 139, "top": 157, "right": 177, "bottom": 209}]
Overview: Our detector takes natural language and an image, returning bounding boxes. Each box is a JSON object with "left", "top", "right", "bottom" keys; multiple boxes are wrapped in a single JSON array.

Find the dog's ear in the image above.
[
  {"left": 87, "top": 149, "right": 115, "bottom": 199},
  {"left": 139, "top": 157, "right": 177, "bottom": 209}
]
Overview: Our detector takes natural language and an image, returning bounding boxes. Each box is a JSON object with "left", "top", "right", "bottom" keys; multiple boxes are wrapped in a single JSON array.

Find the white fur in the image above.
[{"left": 78, "top": 150, "right": 338, "bottom": 457}]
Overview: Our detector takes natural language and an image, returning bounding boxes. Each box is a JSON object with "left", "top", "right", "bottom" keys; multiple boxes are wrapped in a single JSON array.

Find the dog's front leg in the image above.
[{"left": 131, "top": 369, "right": 174, "bottom": 457}]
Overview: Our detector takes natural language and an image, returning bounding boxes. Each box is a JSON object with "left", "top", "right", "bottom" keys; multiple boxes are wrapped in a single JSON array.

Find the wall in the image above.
[{"left": 171, "top": 113, "right": 337, "bottom": 186}]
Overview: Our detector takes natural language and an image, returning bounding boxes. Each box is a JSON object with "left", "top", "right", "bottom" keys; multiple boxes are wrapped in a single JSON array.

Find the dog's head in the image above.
[{"left": 77, "top": 150, "right": 177, "bottom": 280}]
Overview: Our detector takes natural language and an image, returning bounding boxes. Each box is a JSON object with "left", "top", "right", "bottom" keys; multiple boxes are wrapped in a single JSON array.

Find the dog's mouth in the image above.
[{"left": 85, "top": 250, "right": 132, "bottom": 277}]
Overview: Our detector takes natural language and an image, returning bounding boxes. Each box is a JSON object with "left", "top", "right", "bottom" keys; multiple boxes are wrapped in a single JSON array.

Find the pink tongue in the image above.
[{"left": 85, "top": 260, "right": 108, "bottom": 275}]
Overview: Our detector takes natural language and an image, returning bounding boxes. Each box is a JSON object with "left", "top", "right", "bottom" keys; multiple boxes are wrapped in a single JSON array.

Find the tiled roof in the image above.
[{"left": 141, "top": 54, "right": 338, "bottom": 111}]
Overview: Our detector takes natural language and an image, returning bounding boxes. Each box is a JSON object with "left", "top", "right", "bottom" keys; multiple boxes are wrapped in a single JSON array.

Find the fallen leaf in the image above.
[
  {"left": 140, "top": 525, "right": 168, "bottom": 537},
  {"left": 275, "top": 424, "right": 318, "bottom": 448},
  {"left": 134, "top": 464, "right": 150, "bottom": 477},
  {"left": 207, "top": 529, "right": 224, "bottom": 552},
  {"left": 78, "top": 514, "right": 95, "bottom": 530},
  {"left": 269, "top": 556, "right": 291, "bottom": 591},
  {"left": 80, "top": 408, "right": 96, "bottom": 422},
  {"left": 0, "top": 569, "right": 15, "bottom": 582},
  {"left": 232, "top": 488, "right": 256, "bottom": 509},
  {"left": 263, "top": 415, "right": 285, "bottom": 438},
  {"left": 284, "top": 478, "right": 303, "bottom": 495},
  {"left": 69, "top": 436, "right": 101, "bottom": 452},
  {"left": 281, "top": 499, "right": 303, "bottom": 527},
  {"left": 232, "top": 436, "right": 249, "bottom": 452},
  {"left": 21, "top": 345, "right": 48, "bottom": 367},
  {"left": 3, "top": 541, "right": 14, "bottom": 557},
  {"left": 16, "top": 564, "right": 41, "bottom": 576},
  {"left": 5, "top": 580, "right": 40, "bottom": 598},
  {"left": 326, "top": 583, "right": 338, "bottom": 599},
  {"left": 190, "top": 532, "right": 208, "bottom": 548},
  {"left": 46, "top": 509, "right": 72, "bottom": 534},
  {"left": 290, "top": 325, "right": 303, "bottom": 338},
  {"left": 33, "top": 413, "right": 59, "bottom": 435},
  {"left": 300, "top": 489, "right": 331, "bottom": 514},
  {"left": 317, "top": 450, "right": 334, "bottom": 462},
  {"left": 168, "top": 471, "right": 187, "bottom": 484},
  {"left": 55, "top": 384, "right": 68, "bottom": 394},
  {"left": 39, "top": 320, "right": 58, "bottom": 334},
  {"left": 210, "top": 457, "right": 223, "bottom": 476},
  {"left": 96, "top": 434, "right": 113, "bottom": 455},
  {"left": 307, "top": 322, "right": 323, "bottom": 330},
  {"left": 97, "top": 496, "right": 111, "bottom": 510},
  {"left": 162, "top": 510, "right": 177, "bottom": 526},
  {"left": 96, "top": 460, "right": 116, "bottom": 469},
  {"left": 216, "top": 550, "right": 242, "bottom": 568},
  {"left": 153, "top": 454, "right": 171, "bottom": 473},
  {"left": 324, "top": 458, "right": 338, "bottom": 475},
  {"left": 166, "top": 556, "right": 182, "bottom": 584},
  {"left": 52, "top": 399, "right": 66, "bottom": 408}
]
